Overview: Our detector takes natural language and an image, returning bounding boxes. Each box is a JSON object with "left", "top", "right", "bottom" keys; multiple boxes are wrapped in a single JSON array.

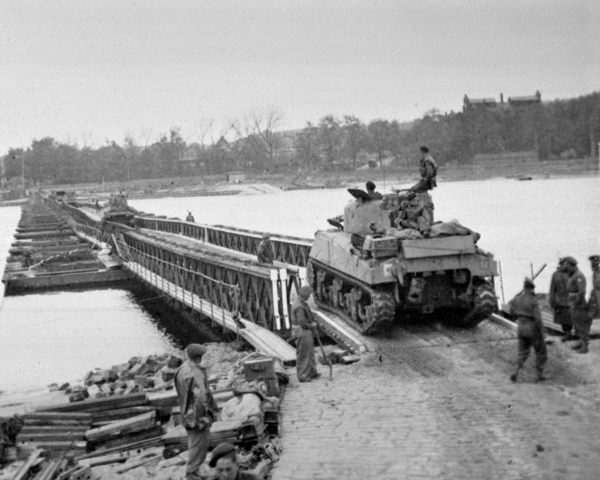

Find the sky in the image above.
[{"left": 0, "top": 0, "right": 598, "bottom": 153}]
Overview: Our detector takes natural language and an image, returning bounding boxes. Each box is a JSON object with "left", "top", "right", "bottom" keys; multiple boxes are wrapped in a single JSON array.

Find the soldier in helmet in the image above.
[
  {"left": 510, "top": 278, "right": 547, "bottom": 383},
  {"left": 256, "top": 232, "right": 274, "bottom": 265},
  {"left": 588, "top": 254, "right": 600, "bottom": 321},
  {"left": 564, "top": 256, "right": 589, "bottom": 353},
  {"left": 549, "top": 258, "right": 572, "bottom": 340},
  {"left": 291, "top": 285, "right": 321, "bottom": 383}
]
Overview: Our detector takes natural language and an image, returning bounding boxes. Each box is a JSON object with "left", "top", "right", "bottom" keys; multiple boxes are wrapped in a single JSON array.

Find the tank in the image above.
[{"left": 306, "top": 189, "right": 498, "bottom": 335}]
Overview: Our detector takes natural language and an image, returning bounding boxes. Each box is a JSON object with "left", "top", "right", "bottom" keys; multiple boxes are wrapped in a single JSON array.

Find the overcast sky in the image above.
[{"left": 1, "top": 0, "right": 598, "bottom": 152}]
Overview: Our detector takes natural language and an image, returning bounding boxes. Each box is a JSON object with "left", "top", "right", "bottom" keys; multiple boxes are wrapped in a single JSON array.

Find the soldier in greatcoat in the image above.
[
  {"left": 564, "top": 256, "right": 589, "bottom": 353},
  {"left": 510, "top": 278, "right": 547, "bottom": 383},
  {"left": 587, "top": 254, "right": 600, "bottom": 321},
  {"left": 549, "top": 258, "right": 572, "bottom": 339},
  {"left": 257, "top": 232, "right": 275, "bottom": 264},
  {"left": 291, "top": 285, "right": 321, "bottom": 383}
]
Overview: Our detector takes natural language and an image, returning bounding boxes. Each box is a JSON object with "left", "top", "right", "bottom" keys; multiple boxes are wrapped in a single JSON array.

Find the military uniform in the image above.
[
  {"left": 588, "top": 256, "right": 600, "bottom": 320},
  {"left": 567, "top": 268, "right": 589, "bottom": 352},
  {"left": 510, "top": 286, "right": 547, "bottom": 382},
  {"left": 291, "top": 294, "right": 319, "bottom": 382},
  {"left": 175, "top": 358, "right": 218, "bottom": 480},
  {"left": 549, "top": 265, "right": 571, "bottom": 334},
  {"left": 257, "top": 238, "right": 274, "bottom": 264},
  {"left": 411, "top": 153, "right": 438, "bottom": 192}
]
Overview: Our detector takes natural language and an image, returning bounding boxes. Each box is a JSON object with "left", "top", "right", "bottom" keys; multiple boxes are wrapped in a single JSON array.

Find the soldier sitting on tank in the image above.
[
  {"left": 361, "top": 223, "right": 385, "bottom": 260},
  {"left": 395, "top": 196, "right": 432, "bottom": 237}
]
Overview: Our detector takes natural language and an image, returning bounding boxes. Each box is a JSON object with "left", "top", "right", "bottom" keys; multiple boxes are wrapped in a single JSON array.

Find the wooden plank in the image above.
[
  {"left": 18, "top": 432, "right": 85, "bottom": 442},
  {"left": 85, "top": 411, "right": 156, "bottom": 442},
  {"left": 75, "top": 437, "right": 161, "bottom": 461},
  {"left": 402, "top": 235, "right": 476, "bottom": 259},
  {"left": 21, "top": 426, "right": 90, "bottom": 433},
  {"left": 23, "top": 419, "right": 91, "bottom": 427},
  {"left": 88, "top": 426, "right": 163, "bottom": 450},
  {"left": 24, "top": 412, "right": 93, "bottom": 421},
  {"left": 91, "top": 406, "right": 157, "bottom": 424},
  {"left": 26, "top": 441, "right": 87, "bottom": 451},
  {"left": 11, "top": 449, "right": 43, "bottom": 480},
  {"left": 36, "top": 393, "right": 147, "bottom": 413}
]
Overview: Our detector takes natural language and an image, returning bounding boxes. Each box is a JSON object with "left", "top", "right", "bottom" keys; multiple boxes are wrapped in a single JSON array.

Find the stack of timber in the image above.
[
  {"left": 2, "top": 200, "right": 131, "bottom": 293},
  {"left": 9, "top": 355, "right": 286, "bottom": 479}
]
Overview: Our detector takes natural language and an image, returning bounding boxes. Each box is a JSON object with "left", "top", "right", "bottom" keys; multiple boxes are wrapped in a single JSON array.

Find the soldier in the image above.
[
  {"left": 549, "top": 258, "right": 572, "bottom": 340},
  {"left": 366, "top": 181, "right": 383, "bottom": 200},
  {"left": 291, "top": 285, "right": 321, "bottom": 382},
  {"left": 175, "top": 344, "right": 219, "bottom": 480},
  {"left": 510, "top": 278, "right": 547, "bottom": 383},
  {"left": 564, "top": 256, "right": 589, "bottom": 353},
  {"left": 209, "top": 442, "right": 260, "bottom": 480},
  {"left": 395, "top": 195, "right": 432, "bottom": 237},
  {"left": 186, "top": 211, "right": 195, "bottom": 222},
  {"left": 410, "top": 146, "right": 438, "bottom": 193},
  {"left": 588, "top": 254, "right": 600, "bottom": 321},
  {"left": 256, "top": 232, "right": 275, "bottom": 265}
]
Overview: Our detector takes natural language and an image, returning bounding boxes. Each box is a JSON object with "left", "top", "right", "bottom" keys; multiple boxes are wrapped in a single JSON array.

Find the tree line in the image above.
[{"left": 2, "top": 92, "right": 598, "bottom": 187}]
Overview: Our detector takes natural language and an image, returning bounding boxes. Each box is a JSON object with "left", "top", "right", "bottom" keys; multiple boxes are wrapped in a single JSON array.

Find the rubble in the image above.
[{"left": 1, "top": 346, "right": 286, "bottom": 480}]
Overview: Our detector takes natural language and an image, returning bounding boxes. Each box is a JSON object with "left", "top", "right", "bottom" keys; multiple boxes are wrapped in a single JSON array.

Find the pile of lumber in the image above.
[{"left": 57, "top": 354, "right": 183, "bottom": 403}]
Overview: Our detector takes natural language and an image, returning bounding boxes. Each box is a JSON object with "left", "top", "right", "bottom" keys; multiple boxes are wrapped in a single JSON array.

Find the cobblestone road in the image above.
[{"left": 272, "top": 320, "right": 600, "bottom": 480}]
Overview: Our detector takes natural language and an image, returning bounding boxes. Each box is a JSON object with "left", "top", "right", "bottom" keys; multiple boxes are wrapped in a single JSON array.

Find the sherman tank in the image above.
[{"left": 306, "top": 189, "right": 498, "bottom": 335}]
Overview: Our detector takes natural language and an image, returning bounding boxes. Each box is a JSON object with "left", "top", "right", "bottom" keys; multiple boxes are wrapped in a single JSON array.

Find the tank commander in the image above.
[
  {"left": 588, "top": 254, "right": 600, "bottom": 322},
  {"left": 366, "top": 181, "right": 383, "bottom": 200},
  {"left": 410, "top": 146, "right": 438, "bottom": 193},
  {"left": 510, "top": 278, "right": 547, "bottom": 383},
  {"left": 186, "top": 211, "right": 195, "bottom": 222},
  {"left": 257, "top": 232, "right": 275, "bottom": 265},
  {"left": 209, "top": 442, "right": 260, "bottom": 480},
  {"left": 549, "top": 258, "right": 572, "bottom": 340},
  {"left": 291, "top": 285, "right": 321, "bottom": 382},
  {"left": 395, "top": 196, "right": 432, "bottom": 237},
  {"left": 564, "top": 256, "right": 589, "bottom": 354},
  {"left": 175, "top": 344, "right": 219, "bottom": 480}
]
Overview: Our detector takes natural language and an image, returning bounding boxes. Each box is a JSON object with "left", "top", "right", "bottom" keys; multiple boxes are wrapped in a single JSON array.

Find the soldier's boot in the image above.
[
  {"left": 577, "top": 337, "right": 589, "bottom": 354},
  {"left": 510, "top": 367, "right": 520, "bottom": 383},
  {"left": 535, "top": 370, "right": 546, "bottom": 383}
]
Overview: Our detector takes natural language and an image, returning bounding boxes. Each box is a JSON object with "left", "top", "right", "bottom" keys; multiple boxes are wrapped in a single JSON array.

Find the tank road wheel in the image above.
[
  {"left": 455, "top": 278, "right": 498, "bottom": 328},
  {"left": 366, "top": 291, "right": 395, "bottom": 335}
]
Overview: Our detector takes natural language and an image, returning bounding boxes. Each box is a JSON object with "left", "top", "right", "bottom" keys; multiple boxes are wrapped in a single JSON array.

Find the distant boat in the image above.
[{"left": 517, "top": 175, "right": 533, "bottom": 181}]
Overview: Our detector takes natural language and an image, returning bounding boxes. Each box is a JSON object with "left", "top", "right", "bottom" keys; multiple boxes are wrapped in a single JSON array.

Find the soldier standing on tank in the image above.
[
  {"left": 549, "top": 258, "right": 572, "bottom": 340},
  {"left": 510, "top": 278, "right": 547, "bottom": 383},
  {"left": 410, "top": 146, "right": 438, "bottom": 193},
  {"left": 587, "top": 254, "right": 600, "bottom": 321},
  {"left": 563, "top": 256, "right": 589, "bottom": 354}
]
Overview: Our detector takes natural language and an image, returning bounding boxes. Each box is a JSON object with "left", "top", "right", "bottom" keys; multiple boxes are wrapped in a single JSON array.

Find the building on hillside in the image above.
[
  {"left": 508, "top": 90, "right": 542, "bottom": 107},
  {"left": 473, "top": 151, "right": 539, "bottom": 166},
  {"left": 463, "top": 95, "right": 497, "bottom": 112}
]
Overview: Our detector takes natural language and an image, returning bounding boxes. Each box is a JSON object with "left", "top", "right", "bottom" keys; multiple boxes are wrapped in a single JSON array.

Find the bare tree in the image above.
[{"left": 244, "top": 106, "right": 284, "bottom": 164}]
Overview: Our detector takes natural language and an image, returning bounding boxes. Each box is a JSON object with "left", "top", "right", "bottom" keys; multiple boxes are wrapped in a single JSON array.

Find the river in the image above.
[{"left": 0, "top": 176, "right": 598, "bottom": 395}]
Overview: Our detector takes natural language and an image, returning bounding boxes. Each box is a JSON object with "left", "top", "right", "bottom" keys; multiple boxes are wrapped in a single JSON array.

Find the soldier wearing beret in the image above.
[
  {"left": 175, "top": 344, "right": 219, "bottom": 480},
  {"left": 588, "top": 255, "right": 600, "bottom": 322},
  {"left": 257, "top": 232, "right": 275, "bottom": 265},
  {"left": 564, "top": 256, "right": 589, "bottom": 353},
  {"left": 510, "top": 278, "right": 547, "bottom": 383},
  {"left": 291, "top": 285, "right": 321, "bottom": 382},
  {"left": 209, "top": 442, "right": 260, "bottom": 480},
  {"left": 366, "top": 181, "right": 383, "bottom": 200},
  {"left": 549, "top": 258, "right": 572, "bottom": 339}
]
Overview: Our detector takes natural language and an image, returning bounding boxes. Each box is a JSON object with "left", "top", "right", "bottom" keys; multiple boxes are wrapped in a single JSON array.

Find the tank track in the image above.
[
  {"left": 456, "top": 279, "right": 498, "bottom": 328},
  {"left": 307, "top": 259, "right": 395, "bottom": 335}
]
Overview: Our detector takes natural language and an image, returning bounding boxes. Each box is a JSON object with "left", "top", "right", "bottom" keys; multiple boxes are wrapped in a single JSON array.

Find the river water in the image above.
[{"left": 0, "top": 176, "right": 598, "bottom": 396}]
